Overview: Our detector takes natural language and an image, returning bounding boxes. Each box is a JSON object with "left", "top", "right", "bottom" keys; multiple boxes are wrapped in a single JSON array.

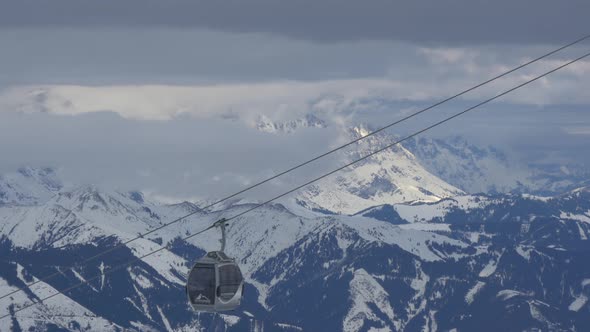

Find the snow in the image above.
[
  {"left": 576, "top": 223, "right": 588, "bottom": 240},
  {"left": 220, "top": 314, "right": 241, "bottom": 327},
  {"left": 479, "top": 257, "right": 499, "bottom": 278},
  {"left": 13, "top": 264, "right": 57, "bottom": 299},
  {"left": 0, "top": 167, "right": 61, "bottom": 206},
  {"left": 131, "top": 285, "right": 152, "bottom": 320},
  {"left": 516, "top": 246, "right": 533, "bottom": 260},
  {"left": 157, "top": 305, "right": 173, "bottom": 331},
  {"left": 568, "top": 295, "right": 588, "bottom": 312},
  {"left": 202, "top": 205, "right": 321, "bottom": 278},
  {"left": 546, "top": 245, "right": 566, "bottom": 251},
  {"left": 399, "top": 223, "right": 451, "bottom": 232},
  {"left": 247, "top": 278, "right": 272, "bottom": 311},
  {"left": 130, "top": 321, "right": 160, "bottom": 332},
  {"left": 125, "top": 297, "right": 145, "bottom": 316},
  {"left": 0, "top": 204, "right": 95, "bottom": 249},
  {"left": 130, "top": 270, "right": 155, "bottom": 289},
  {"left": 395, "top": 195, "right": 493, "bottom": 223},
  {"left": 71, "top": 269, "right": 98, "bottom": 292},
  {"left": 467, "top": 232, "right": 481, "bottom": 243},
  {"left": 99, "top": 262, "right": 106, "bottom": 290},
  {"left": 0, "top": 264, "right": 121, "bottom": 331},
  {"left": 275, "top": 323, "right": 303, "bottom": 331},
  {"left": 367, "top": 328, "right": 391, "bottom": 332},
  {"left": 336, "top": 231, "right": 355, "bottom": 253},
  {"left": 465, "top": 281, "right": 486, "bottom": 304},
  {"left": 126, "top": 239, "right": 186, "bottom": 286},
  {"left": 497, "top": 289, "right": 527, "bottom": 301},
  {"left": 424, "top": 310, "right": 438, "bottom": 332},
  {"left": 582, "top": 279, "right": 590, "bottom": 288},
  {"left": 404, "top": 262, "right": 429, "bottom": 325},
  {"left": 343, "top": 269, "right": 398, "bottom": 332},
  {"left": 529, "top": 302, "right": 549, "bottom": 325},
  {"left": 560, "top": 211, "right": 590, "bottom": 224},
  {"left": 382, "top": 200, "right": 447, "bottom": 223},
  {"left": 338, "top": 216, "right": 466, "bottom": 262},
  {"left": 0, "top": 183, "right": 208, "bottom": 250},
  {"left": 522, "top": 194, "right": 552, "bottom": 202}
]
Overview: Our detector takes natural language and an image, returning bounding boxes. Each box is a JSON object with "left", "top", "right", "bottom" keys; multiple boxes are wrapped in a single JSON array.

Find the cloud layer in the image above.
[
  {"left": 0, "top": 109, "right": 344, "bottom": 202},
  {"left": 1, "top": 0, "right": 588, "bottom": 44}
]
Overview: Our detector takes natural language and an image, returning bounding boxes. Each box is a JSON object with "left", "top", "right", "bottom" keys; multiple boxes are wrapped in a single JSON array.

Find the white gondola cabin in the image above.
[{"left": 186, "top": 220, "right": 244, "bottom": 312}]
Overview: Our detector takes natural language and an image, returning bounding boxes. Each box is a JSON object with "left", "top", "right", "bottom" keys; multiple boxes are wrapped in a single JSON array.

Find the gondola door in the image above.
[{"left": 187, "top": 263, "right": 216, "bottom": 308}]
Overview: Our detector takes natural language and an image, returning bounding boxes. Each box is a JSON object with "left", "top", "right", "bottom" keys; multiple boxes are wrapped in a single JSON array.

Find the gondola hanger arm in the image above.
[{"left": 213, "top": 218, "right": 229, "bottom": 252}]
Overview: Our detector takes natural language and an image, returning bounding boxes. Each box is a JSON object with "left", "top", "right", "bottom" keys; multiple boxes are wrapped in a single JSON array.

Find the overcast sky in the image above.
[
  {"left": 1, "top": 0, "right": 588, "bottom": 44},
  {"left": 0, "top": 1, "right": 588, "bottom": 201}
]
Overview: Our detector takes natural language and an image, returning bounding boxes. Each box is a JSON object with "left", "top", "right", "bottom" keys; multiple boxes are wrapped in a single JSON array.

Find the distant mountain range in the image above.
[{"left": 403, "top": 135, "right": 590, "bottom": 196}]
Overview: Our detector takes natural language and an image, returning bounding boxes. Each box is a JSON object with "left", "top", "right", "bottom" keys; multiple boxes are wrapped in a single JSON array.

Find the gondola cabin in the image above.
[{"left": 186, "top": 251, "right": 244, "bottom": 312}]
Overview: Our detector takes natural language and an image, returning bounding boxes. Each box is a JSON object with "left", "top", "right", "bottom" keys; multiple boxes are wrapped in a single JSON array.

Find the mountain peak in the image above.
[
  {"left": 349, "top": 124, "right": 374, "bottom": 138},
  {"left": 255, "top": 113, "right": 327, "bottom": 134},
  {"left": 293, "top": 129, "right": 463, "bottom": 214}
]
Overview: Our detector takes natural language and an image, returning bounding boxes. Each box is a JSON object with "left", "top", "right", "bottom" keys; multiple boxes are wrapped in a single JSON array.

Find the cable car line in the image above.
[
  {"left": 0, "top": 34, "right": 587, "bottom": 304},
  {"left": 2, "top": 48, "right": 589, "bottom": 320}
]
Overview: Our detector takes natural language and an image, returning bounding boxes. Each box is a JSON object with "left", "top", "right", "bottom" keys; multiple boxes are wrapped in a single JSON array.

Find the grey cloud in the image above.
[
  {"left": 2, "top": 27, "right": 589, "bottom": 94},
  {"left": 0, "top": 28, "right": 415, "bottom": 85},
  {"left": 1, "top": 0, "right": 588, "bottom": 44}
]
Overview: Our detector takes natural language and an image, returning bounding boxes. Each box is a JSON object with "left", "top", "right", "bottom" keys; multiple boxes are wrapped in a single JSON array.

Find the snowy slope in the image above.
[
  {"left": 0, "top": 263, "right": 122, "bottom": 331},
  {"left": 344, "top": 269, "right": 399, "bottom": 332},
  {"left": 392, "top": 194, "right": 499, "bottom": 224},
  {"left": 0, "top": 184, "right": 206, "bottom": 250},
  {"left": 0, "top": 167, "right": 61, "bottom": 206}
]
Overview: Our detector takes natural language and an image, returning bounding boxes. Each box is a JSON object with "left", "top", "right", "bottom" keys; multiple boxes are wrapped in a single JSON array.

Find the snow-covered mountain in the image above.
[
  {"left": 292, "top": 126, "right": 464, "bottom": 214},
  {"left": 403, "top": 136, "right": 531, "bottom": 194},
  {"left": 255, "top": 113, "right": 328, "bottom": 134},
  {"left": 1, "top": 168, "right": 589, "bottom": 331},
  {"left": 0, "top": 167, "right": 62, "bottom": 206},
  {"left": 253, "top": 114, "right": 589, "bottom": 199},
  {"left": 403, "top": 136, "right": 589, "bottom": 196}
]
